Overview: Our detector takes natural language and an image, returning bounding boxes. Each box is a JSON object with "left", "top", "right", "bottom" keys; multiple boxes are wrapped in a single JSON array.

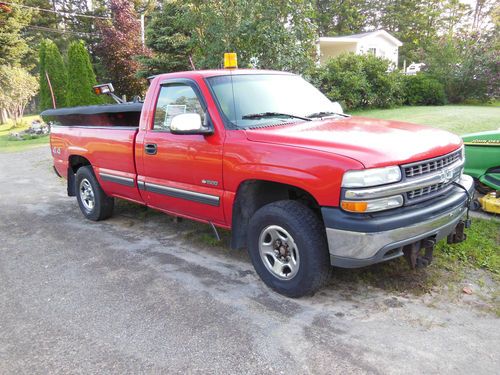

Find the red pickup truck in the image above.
[{"left": 42, "top": 69, "right": 473, "bottom": 297}]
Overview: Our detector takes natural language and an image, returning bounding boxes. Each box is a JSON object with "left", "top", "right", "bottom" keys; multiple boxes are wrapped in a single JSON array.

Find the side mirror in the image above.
[{"left": 170, "top": 113, "right": 213, "bottom": 135}]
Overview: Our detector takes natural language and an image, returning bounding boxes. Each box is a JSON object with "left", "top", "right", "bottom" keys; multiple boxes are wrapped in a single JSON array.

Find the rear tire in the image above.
[
  {"left": 247, "top": 200, "right": 332, "bottom": 298},
  {"left": 75, "top": 166, "right": 114, "bottom": 221}
]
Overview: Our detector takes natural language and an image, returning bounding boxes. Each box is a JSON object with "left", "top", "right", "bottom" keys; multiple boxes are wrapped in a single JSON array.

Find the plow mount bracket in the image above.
[
  {"left": 403, "top": 237, "right": 436, "bottom": 269},
  {"left": 447, "top": 220, "right": 467, "bottom": 245}
]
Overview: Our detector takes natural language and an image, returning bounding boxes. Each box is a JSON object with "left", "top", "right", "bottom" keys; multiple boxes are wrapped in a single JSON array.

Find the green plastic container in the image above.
[{"left": 462, "top": 130, "right": 500, "bottom": 190}]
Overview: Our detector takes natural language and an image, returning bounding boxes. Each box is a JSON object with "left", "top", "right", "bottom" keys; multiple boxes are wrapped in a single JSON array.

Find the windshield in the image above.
[{"left": 206, "top": 74, "right": 343, "bottom": 128}]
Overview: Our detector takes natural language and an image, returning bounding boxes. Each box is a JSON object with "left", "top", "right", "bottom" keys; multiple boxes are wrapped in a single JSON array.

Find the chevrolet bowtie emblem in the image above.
[{"left": 439, "top": 168, "right": 454, "bottom": 184}]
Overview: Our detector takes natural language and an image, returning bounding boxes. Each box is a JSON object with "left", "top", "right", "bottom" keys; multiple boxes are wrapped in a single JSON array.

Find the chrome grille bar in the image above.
[
  {"left": 344, "top": 158, "right": 464, "bottom": 200},
  {"left": 404, "top": 149, "right": 461, "bottom": 178}
]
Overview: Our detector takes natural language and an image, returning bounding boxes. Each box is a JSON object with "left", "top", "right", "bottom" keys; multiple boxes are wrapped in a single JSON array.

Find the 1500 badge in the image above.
[{"left": 201, "top": 179, "right": 219, "bottom": 186}]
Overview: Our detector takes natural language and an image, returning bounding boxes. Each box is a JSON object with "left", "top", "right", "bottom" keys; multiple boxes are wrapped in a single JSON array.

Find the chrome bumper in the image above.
[{"left": 325, "top": 174, "right": 474, "bottom": 268}]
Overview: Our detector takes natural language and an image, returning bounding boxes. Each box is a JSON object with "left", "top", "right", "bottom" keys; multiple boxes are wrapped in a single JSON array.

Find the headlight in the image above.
[
  {"left": 342, "top": 166, "right": 402, "bottom": 188},
  {"left": 341, "top": 195, "right": 404, "bottom": 213}
]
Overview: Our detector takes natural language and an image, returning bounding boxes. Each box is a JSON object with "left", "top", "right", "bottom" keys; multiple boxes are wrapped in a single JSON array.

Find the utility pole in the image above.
[{"left": 140, "top": 13, "right": 145, "bottom": 47}]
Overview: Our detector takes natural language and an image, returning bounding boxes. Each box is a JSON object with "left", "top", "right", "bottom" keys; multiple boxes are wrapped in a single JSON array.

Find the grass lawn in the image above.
[
  {"left": 0, "top": 115, "right": 49, "bottom": 152},
  {"left": 351, "top": 104, "right": 500, "bottom": 135}
]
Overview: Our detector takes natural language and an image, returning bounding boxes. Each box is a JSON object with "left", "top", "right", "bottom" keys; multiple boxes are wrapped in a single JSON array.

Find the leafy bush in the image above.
[
  {"left": 309, "top": 53, "right": 404, "bottom": 110},
  {"left": 403, "top": 73, "right": 446, "bottom": 105},
  {"left": 425, "top": 32, "right": 499, "bottom": 103}
]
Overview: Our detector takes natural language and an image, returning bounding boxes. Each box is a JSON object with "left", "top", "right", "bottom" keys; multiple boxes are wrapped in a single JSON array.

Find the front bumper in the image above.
[{"left": 323, "top": 174, "right": 474, "bottom": 268}]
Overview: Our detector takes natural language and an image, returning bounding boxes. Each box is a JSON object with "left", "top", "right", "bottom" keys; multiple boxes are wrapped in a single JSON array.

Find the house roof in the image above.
[{"left": 319, "top": 29, "right": 403, "bottom": 47}]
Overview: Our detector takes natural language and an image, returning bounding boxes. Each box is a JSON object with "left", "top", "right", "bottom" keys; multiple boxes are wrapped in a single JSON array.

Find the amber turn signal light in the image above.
[{"left": 341, "top": 201, "right": 368, "bottom": 212}]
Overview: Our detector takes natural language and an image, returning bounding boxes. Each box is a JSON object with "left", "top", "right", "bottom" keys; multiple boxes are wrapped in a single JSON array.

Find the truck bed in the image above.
[{"left": 50, "top": 125, "right": 143, "bottom": 203}]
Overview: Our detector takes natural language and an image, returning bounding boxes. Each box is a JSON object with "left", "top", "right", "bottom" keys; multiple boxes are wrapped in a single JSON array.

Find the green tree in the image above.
[
  {"left": 426, "top": 31, "right": 499, "bottom": 102},
  {"left": 0, "top": 66, "right": 38, "bottom": 124},
  {"left": 239, "top": 0, "right": 317, "bottom": 73},
  {"left": 67, "top": 40, "right": 103, "bottom": 106},
  {"left": 138, "top": 1, "right": 194, "bottom": 76},
  {"left": 140, "top": 0, "right": 317, "bottom": 75},
  {"left": 314, "top": 0, "right": 373, "bottom": 37},
  {"left": 23, "top": 0, "right": 60, "bottom": 71},
  {"left": 373, "top": 0, "right": 469, "bottom": 64},
  {"left": 0, "top": 0, "right": 32, "bottom": 67},
  {"left": 39, "top": 39, "right": 68, "bottom": 110}
]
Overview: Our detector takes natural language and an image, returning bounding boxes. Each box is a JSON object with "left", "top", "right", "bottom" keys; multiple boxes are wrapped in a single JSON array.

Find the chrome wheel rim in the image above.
[
  {"left": 258, "top": 225, "right": 300, "bottom": 280},
  {"left": 79, "top": 178, "right": 95, "bottom": 212}
]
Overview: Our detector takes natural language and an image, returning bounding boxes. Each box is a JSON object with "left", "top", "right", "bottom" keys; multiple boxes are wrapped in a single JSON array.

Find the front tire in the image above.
[
  {"left": 75, "top": 166, "right": 114, "bottom": 221},
  {"left": 247, "top": 200, "right": 332, "bottom": 297}
]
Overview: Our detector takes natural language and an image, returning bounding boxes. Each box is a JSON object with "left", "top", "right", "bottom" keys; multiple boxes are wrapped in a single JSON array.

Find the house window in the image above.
[{"left": 367, "top": 47, "right": 377, "bottom": 56}]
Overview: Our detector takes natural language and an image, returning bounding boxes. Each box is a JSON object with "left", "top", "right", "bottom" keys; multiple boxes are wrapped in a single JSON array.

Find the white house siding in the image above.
[
  {"left": 319, "top": 42, "right": 357, "bottom": 65},
  {"left": 318, "top": 30, "right": 402, "bottom": 67},
  {"left": 357, "top": 35, "right": 399, "bottom": 66}
]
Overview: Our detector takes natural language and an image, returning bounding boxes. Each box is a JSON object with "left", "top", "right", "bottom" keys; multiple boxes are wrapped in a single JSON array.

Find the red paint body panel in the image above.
[
  {"left": 222, "top": 130, "right": 362, "bottom": 207},
  {"left": 50, "top": 69, "right": 463, "bottom": 229},
  {"left": 50, "top": 126, "right": 143, "bottom": 203}
]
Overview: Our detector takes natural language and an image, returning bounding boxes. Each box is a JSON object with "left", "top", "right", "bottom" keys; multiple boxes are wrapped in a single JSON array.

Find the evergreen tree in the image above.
[
  {"left": 137, "top": 1, "right": 193, "bottom": 76},
  {"left": 67, "top": 40, "right": 102, "bottom": 106},
  {"left": 23, "top": 0, "right": 60, "bottom": 71},
  {"left": 39, "top": 39, "right": 68, "bottom": 110}
]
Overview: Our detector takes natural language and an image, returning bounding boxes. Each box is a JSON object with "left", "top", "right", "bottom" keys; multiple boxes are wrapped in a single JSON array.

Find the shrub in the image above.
[
  {"left": 403, "top": 73, "right": 446, "bottom": 106},
  {"left": 309, "top": 53, "right": 404, "bottom": 111},
  {"left": 67, "top": 40, "right": 103, "bottom": 107}
]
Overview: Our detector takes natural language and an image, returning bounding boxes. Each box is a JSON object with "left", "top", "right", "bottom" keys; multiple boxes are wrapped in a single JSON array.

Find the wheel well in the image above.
[
  {"left": 67, "top": 155, "right": 91, "bottom": 196},
  {"left": 230, "top": 180, "right": 322, "bottom": 250}
]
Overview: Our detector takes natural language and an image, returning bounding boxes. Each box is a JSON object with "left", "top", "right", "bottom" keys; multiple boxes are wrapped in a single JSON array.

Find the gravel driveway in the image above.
[{"left": 0, "top": 146, "right": 498, "bottom": 374}]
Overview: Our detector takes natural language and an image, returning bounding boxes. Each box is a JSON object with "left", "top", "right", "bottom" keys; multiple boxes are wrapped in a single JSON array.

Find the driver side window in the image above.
[{"left": 153, "top": 83, "right": 206, "bottom": 131}]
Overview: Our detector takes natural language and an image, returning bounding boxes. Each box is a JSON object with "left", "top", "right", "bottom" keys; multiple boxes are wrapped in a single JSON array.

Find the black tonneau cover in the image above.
[
  {"left": 40, "top": 103, "right": 143, "bottom": 128},
  {"left": 40, "top": 102, "right": 142, "bottom": 117}
]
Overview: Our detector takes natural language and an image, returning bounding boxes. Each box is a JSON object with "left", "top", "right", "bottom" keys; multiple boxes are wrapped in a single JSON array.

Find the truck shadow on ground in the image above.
[{"left": 112, "top": 199, "right": 452, "bottom": 298}]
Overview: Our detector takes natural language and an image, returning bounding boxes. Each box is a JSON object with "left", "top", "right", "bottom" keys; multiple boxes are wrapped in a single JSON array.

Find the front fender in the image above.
[{"left": 223, "top": 138, "right": 363, "bottom": 207}]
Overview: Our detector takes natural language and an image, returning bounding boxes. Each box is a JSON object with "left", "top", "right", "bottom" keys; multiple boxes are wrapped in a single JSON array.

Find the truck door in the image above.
[{"left": 138, "top": 79, "right": 226, "bottom": 225}]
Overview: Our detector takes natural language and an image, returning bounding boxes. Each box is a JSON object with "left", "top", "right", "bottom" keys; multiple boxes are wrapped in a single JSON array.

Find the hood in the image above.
[{"left": 244, "top": 116, "right": 462, "bottom": 168}]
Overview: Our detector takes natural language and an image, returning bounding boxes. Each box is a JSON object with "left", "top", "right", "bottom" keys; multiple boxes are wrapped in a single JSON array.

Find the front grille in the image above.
[
  {"left": 406, "top": 181, "right": 455, "bottom": 203},
  {"left": 404, "top": 149, "right": 463, "bottom": 203},
  {"left": 404, "top": 149, "right": 462, "bottom": 178},
  {"left": 407, "top": 183, "right": 446, "bottom": 199}
]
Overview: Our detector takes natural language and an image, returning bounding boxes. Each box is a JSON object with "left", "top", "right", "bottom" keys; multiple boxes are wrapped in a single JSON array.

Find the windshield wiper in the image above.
[
  {"left": 241, "top": 112, "right": 312, "bottom": 121},
  {"left": 307, "top": 111, "right": 349, "bottom": 119}
]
